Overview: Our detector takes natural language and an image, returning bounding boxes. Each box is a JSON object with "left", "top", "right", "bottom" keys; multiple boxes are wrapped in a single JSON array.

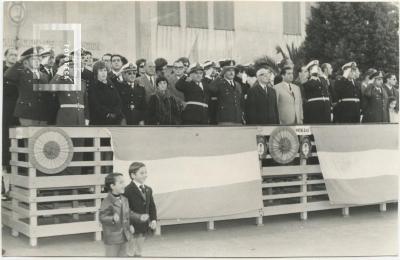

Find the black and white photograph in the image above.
[{"left": 1, "top": 0, "right": 399, "bottom": 258}]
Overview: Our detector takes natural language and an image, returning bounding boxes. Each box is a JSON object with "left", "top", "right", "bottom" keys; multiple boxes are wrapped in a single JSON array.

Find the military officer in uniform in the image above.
[
  {"left": 302, "top": 60, "right": 331, "bottom": 124},
  {"left": 202, "top": 61, "right": 217, "bottom": 124},
  {"left": 39, "top": 48, "right": 59, "bottom": 125},
  {"left": 176, "top": 63, "right": 209, "bottom": 124},
  {"left": 5, "top": 47, "right": 51, "bottom": 126},
  {"left": 362, "top": 71, "right": 389, "bottom": 123},
  {"left": 209, "top": 60, "right": 243, "bottom": 125},
  {"left": 333, "top": 62, "right": 362, "bottom": 123},
  {"left": 116, "top": 63, "right": 147, "bottom": 125},
  {"left": 49, "top": 54, "right": 89, "bottom": 125}
]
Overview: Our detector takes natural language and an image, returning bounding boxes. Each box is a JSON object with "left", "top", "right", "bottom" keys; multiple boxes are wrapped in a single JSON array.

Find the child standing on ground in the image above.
[
  {"left": 124, "top": 162, "right": 157, "bottom": 257},
  {"left": 99, "top": 172, "right": 136, "bottom": 257}
]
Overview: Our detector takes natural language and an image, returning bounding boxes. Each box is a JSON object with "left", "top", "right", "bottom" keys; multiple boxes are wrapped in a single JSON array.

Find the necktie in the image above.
[
  {"left": 289, "top": 84, "right": 295, "bottom": 99},
  {"left": 230, "top": 81, "right": 235, "bottom": 88},
  {"left": 140, "top": 185, "right": 146, "bottom": 199},
  {"left": 150, "top": 77, "right": 154, "bottom": 87}
]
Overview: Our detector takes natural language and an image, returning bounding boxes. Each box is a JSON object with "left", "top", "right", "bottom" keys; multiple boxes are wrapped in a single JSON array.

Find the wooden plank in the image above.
[
  {"left": 8, "top": 219, "right": 31, "bottom": 237},
  {"left": 73, "top": 147, "right": 113, "bottom": 152},
  {"left": 69, "top": 161, "right": 113, "bottom": 167},
  {"left": 9, "top": 147, "right": 29, "bottom": 153},
  {"left": 10, "top": 160, "right": 30, "bottom": 168},
  {"left": 306, "top": 190, "right": 328, "bottom": 196},
  {"left": 262, "top": 181, "right": 304, "bottom": 188},
  {"left": 12, "top": 175, "right": 106, "bottom": 189},
  {"left": 36, "top": 206, "right": 99, "bottom": 216},
  {"left": 12, "top": 204, "right": 30, "bottom": 218},
  {"left": 262, "top": 165, "right": 321, "bottom": 176},
  {"left": 11, "top": 193, "right": 107, "bottom": 203},
  {"left": 11, "top": 185, "right": 30, "bottom": 196},
  {"left": 306, "top": 179, "right": 325, "bottom": 185},
  {"left": 263, "top": 192, "right": 304, "bottom": 200},
  {"left": 33, "top": 221, "right": 102, "bottom": 238},
  {"left": 9, "top": 191, "right": 30, "bottom": 203}
]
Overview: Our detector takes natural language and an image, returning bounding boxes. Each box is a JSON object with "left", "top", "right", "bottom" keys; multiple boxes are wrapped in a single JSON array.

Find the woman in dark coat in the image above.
[
  {"left": 146, "top": 76, "right": 180, "bottom": 125},
  {"left": 89, "top": 61, "right": 124, "bottom": 125}
]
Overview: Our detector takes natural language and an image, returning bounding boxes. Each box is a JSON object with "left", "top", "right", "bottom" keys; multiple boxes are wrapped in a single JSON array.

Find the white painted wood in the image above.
[{"left": 262, "top": 165, "right": 321, "bottom": 176}]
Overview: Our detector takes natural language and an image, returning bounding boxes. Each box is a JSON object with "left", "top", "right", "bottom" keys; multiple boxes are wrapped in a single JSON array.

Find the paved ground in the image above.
[{"left": 2, "top": 203, "right": 398, "bottom": 258}]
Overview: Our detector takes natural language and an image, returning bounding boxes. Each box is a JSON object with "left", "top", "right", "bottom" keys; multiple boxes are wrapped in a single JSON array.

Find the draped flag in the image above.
[
  {"left": 109, "top": 127, "right": 263, "bottom": 220},
  {"left": 312, "top": 124, "right": 399, "bottom": 205}
]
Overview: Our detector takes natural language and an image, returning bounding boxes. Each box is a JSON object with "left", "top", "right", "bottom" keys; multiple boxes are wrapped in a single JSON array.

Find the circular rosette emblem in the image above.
[
  {"left": 29, "top": 128, "right": 74, "bottom": 174},
  {"left": 268, "top": 127, "right": 299, "bottom": 164}
]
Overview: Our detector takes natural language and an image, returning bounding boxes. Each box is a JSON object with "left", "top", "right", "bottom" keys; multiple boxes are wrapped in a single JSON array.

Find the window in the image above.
[
  {"left": 158, "top": 1, "right": 180, "bottom": 26},
  {"left": 186, "top": 2, "right": 208, "bottom": 29},
  {"left": 214, "top": 1, "right": 234, "bottom": 30},
  {"left": 283, "top": 2, "right": 301, "bottom": 35}
]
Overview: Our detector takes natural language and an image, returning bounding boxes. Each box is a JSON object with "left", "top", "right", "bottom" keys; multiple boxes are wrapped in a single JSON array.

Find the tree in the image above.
[{"left": 303, "top": 2, "right": 399, "bottom": 75}]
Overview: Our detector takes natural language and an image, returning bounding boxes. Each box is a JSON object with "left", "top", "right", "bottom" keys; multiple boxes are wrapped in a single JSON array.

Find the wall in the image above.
[
  {"left": 3, "top": 1, "right": 312, "bottom": 64},
  {"left": 3, "top": 1, "right": 136, "bottom": 61}
]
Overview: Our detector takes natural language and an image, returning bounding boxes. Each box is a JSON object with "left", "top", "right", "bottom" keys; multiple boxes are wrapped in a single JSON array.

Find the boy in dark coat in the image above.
[
  {"left": 124, "top": 162, "right": 157, "bottom": 257},
  {"left": 99, "top": 173, "right": 138, "bottom": 257}
]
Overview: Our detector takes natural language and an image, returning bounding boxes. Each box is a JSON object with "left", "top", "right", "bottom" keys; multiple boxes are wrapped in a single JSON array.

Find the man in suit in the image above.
[
  {"left": 5, "top": 47, "right": 51, "bottom": 126},
  {"left": 245, "top": 67, "right": 279, "bottom": 125},
  {"left": 209, "top": 60, "right": 243, "bottom": 125},
  {"left": 3, "top": 48, "right": 18, "bottom": 73},
  {"left": 274, "top": 67, "right": 303, "bottom": 125},
  {"left": 109, "top": 54, "right": 127, "bottom": 82},
  {"left": 166, "top": 59, "right": 186, "bottom": 108},
  {"left": 383, "top": 73, "right": 399, "bottom": 111},
  {"left": 135, "top": 61, "right": 156, "bottom": 102},
  {"left": 117, "top": 63, "right": 147, "bottom": 125},
  {"left": 333, "top": 62, "right": 362, "bottom": 123},
  {"left": 176, "top": 63, "right": 209, "bottom": 124}
]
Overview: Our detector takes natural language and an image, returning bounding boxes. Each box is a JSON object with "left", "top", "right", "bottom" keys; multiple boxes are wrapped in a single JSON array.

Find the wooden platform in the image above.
[
  {"left": 3, "top": 127, "right": 112, "bottom": 246},
  {"left": 2, "top": 126, "right": 395, "bottom": 245}
]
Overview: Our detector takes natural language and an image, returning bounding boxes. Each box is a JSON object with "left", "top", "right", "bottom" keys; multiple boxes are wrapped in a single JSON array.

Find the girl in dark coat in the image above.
[
  {"left": 89, "top": 61, "right": 124, "bottom": 125},
  {"left": 146, "top": 77, "right": 180, "bottom": 125}
]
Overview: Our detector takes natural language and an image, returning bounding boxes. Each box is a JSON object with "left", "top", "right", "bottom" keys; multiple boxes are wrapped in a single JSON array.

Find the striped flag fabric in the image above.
[
  {"left": 312, "top": 124, "right": 399, "bottom": 205},
  {"left": 109, "top": 127, "right": 263, "bottom": 220}
]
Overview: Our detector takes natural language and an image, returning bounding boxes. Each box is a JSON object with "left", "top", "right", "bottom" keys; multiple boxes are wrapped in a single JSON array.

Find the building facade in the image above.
[{"left": 3, "top": 1, "right": 312, "bottom": 64}]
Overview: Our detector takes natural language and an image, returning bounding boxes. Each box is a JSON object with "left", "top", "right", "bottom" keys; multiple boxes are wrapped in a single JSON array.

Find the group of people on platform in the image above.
[{"left": 3, "top": 46, "right": 399, "bottom": 130}]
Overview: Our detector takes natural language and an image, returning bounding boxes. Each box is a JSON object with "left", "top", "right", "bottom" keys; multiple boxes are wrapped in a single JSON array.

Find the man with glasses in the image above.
[
  {"left": 135, "top": 58, "right": 146, "bottom": 77},
  {"left": 167, "top": 59, "right": 186, "bottom": 110},
  {"left": 116, "top": 63, "right": 146, "bottom": 125},
  {"left": 245, "top": 67, "right": 279, "bottom": 125},
  {"left": 135, "top": 61, "right": 157, "bottom": 102}
]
